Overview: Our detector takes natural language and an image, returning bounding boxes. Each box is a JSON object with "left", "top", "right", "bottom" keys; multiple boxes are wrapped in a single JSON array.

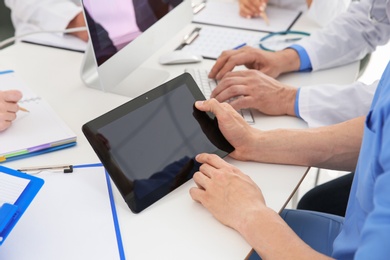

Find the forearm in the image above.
[
  {"left": 273, "top": 48, "right": 301, "bottom": 75},
  {"left": 238, "top": 207, "right": 331, "bottom": 260},
  {"left": 245, "top": 117, "right": 364, "bottom": 171}
]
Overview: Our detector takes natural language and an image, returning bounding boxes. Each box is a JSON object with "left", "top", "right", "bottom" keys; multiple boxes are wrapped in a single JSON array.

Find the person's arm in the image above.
[
  {"left": 209, "top": 46, "right": 301, "bottom": 80},
  {"left": 210, "top": 69, "right": 298, "bottom": 116},
  {"left": 210, "top": 69, "right": 375, "bottom": 129},
  {"left": 0, "top": 90, "right": 23, "bottom": 131},
  {"left": 190, "top": 153, "right": 332, "bottom": 259},
  {"left": 299, "top": 0, "right": 390, "bottom": 71},
  {"left": 5, "top": 0, "right": 88, "bottom": 41},
  {"left": 195, "top": 99, "right": 364, "bottom": 171}
]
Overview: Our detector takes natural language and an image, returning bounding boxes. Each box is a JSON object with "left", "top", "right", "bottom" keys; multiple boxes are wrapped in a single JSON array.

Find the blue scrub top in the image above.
[{"left": 332, "top": 61, "right": 390, "bottom": 259}]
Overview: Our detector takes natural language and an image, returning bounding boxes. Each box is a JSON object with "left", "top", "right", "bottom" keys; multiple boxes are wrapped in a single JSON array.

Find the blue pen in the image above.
[{"left": 233, "top": 43, "right": 246, "bottom": 50}]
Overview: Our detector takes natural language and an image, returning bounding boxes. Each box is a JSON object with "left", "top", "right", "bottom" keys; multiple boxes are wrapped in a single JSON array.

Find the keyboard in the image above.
[{"left": 185, "top": 68, "right": 255, "bottom": 124}]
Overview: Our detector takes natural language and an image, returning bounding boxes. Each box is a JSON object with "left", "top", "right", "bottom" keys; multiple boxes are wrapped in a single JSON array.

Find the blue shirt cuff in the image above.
[
  {"left": 288, "top": 44, "right": 312, "bottom": 71},
  {"left": 295, "top": 88, "right": 301, "bottom": 118}
]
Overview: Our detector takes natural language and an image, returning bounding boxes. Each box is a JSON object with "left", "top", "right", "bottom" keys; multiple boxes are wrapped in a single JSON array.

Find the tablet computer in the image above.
[{"left": 82, "top": 73, "right": 234, "bottom": 213}]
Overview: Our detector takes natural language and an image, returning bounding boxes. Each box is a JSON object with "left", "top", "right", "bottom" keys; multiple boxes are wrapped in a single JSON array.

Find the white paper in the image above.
[
  {"left": 21, "top": 33, "right": 87, "bottom": 53},
  {"left": 0, "top": 167, "right": 121, "bottom": 260},
  {"left": 183, "top": 26, "right": 262, "bottom": 59},
  {"left": 193, "top": 1, "right": 301, "bottom": 32},
  {"left": 0, "top": 173, "right": 30, "bottom": 205},
  {"left": 0, "top": 72, "right": 76, "bottom": 156}
]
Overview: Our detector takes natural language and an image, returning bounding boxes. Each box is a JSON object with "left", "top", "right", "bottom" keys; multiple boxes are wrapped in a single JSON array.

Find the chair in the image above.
[{"left": 247, "top": 209, "right": 344, "bottom": 259}]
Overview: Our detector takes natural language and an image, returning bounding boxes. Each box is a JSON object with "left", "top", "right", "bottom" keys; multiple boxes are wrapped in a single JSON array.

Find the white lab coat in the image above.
[
  {"left": 306, "top": 0, "right": 351, "bottom": 27},
  {"left": 297, "top": 0, "right": 390, "bottom": 127},
  {"left": 299, "top": 81, "right": 378, "bottom": 127},
  {"left": 5, "top": 0, "right": 82, "bottom": 37},
  {"left": 268, "top": 0, "right": 351, "bottom": 26}
]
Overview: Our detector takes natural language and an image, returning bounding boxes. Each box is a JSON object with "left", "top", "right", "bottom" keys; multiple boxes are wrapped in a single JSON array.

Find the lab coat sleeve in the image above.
[
  {"left": 306, "top": 0, "right": 350, "bottom": 27},
  {"left": 298, "top": 81, "right": 377, "bottom": 128},
  {"left": 5, "top": 0, "right": 82, "bottom": 35},
  {"left": 297, "top": 0, "right": 390, "bottom": 71}
]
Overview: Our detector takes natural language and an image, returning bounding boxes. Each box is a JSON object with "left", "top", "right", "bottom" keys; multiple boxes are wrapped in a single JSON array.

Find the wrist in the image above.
[
  {"left": 237, "top": 206, "right": 276, "bottom": 253},
  {"left": 274, "top": 49, "right": 300, "bottom": 74},
  {"left": 282, "top": 87, "right": 298, "bottom": 116}
]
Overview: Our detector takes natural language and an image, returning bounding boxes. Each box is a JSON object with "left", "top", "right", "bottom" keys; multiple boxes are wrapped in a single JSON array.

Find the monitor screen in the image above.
[
  {"left": 83, "top": 0, "right": 183, "bottom": 66},
  {"left": 80, "top": 0, "right": 193, "bottom": 98}
]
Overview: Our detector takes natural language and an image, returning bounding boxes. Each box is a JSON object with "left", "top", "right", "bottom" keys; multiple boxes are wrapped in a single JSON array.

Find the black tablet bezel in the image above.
[{"left": 82, "top": 73, "right": 234, "bottom": 213}]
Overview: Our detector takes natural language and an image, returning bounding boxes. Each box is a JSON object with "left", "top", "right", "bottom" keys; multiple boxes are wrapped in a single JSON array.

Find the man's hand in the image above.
[
  {"left": 211, "top": 70, "right": 297, "bottom": 116},
  {"left": 194, "top": 99, "right": 260, "bottom": 161},
  {"left": 209, "top": 46, "right": 301, "bottom": 80}
]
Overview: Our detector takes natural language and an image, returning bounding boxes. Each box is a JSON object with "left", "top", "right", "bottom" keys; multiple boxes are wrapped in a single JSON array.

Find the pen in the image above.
[
  {"left": 259, "top": 2, "right": 270, "bottom": 26},
  {"left": 260, "top": 11, "right": 270, "bottom": 26},
  {"left": 18, "top": 164, "right": 74, "bottom": 174},
  {"left": 19, "top": 106, "right": 29, "bottom": 112},
  {"left": 233, "top": 43, "right": 247, "bottom": 50}
]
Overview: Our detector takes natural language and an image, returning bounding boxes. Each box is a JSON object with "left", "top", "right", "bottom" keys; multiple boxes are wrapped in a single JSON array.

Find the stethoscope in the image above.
[{"left": 258, "top": 30, "right": 310, "bottom": 52}]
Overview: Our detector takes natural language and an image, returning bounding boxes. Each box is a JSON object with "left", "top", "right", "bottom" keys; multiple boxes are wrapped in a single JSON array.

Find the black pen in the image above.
[{"left": 18, "top": 164, "right": 74, "bottom": 174}]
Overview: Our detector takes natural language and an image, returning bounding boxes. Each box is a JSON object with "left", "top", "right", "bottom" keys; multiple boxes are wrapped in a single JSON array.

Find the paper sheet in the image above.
[
  {"left": 182, "top": 26, "right": 263, "bottom": 59},
  {"left": 21, "top": 34, "right": 87, "bottom": 53},
  {"left": 0, "top": 72, "right": 76, "bottom": 157},
  {"left": 193, "top": 1, "right": 302, "bottom": 32},
  {"left": 0, "top": 173, "right": 30, "bottom": 205},
  {"left": 0, "top": 167, "right": 121, "bottom": 260}
]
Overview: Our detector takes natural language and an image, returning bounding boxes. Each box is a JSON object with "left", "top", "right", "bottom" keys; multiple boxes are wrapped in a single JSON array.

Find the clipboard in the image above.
[
  {"left": 0, "top": 165, "right": 44, "bottom": 245},
  {"left": 0, "top": 164, "right": 125, "bottom": 259}
]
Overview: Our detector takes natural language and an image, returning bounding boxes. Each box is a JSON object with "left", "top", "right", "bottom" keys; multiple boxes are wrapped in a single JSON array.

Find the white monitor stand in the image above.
[
  {"left": 80, "top": 0, "right": 193, "bottom": 99},
  {"left": 80, "top": 43, "right": 170, "bottom": 98}
]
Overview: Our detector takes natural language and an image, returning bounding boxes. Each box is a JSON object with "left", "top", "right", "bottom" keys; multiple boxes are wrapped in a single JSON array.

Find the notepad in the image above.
[
  {"left": 0, "top": 165, "right": 44, "bottom": 245},
  {"left": 0, "top": 71, "right": 77, "bottom": 162},
  {"left": 184, "top": 1, "right": 302, "bottom": 59},
  {"left": 182, "top": 26, "right": 263, "bottom": 59},
  {"left": 192, "top": 1, "right": 302, "bottom": 32}
]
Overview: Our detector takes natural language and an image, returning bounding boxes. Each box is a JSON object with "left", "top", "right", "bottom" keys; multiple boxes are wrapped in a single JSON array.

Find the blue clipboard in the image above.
[{"left": 0, "top": 165, "right": 44, "bottom": 245}]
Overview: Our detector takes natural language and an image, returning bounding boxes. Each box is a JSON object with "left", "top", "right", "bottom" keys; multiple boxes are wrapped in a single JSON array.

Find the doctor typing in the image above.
[
  {"left": 208, "top": 0, "right": 390, "bottom": 217},
  {"left": 210, "top": 0, "right": 390, "bottom": 128}
]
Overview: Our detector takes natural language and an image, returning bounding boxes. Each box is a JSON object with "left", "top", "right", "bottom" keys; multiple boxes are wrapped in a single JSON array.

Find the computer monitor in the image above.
[{"left": 80, "top": 0, "right": 193, "bottom": 98}]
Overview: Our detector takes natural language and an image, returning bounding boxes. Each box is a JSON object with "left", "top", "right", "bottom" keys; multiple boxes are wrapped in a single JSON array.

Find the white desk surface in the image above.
[{"left": 0, "top": 13, "right": 359, "bottom": 260}]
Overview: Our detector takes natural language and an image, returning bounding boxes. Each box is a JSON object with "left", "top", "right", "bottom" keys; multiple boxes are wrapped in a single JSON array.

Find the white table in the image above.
[{"left": 0, "top": 13, "right": 359, "bottom": 259}]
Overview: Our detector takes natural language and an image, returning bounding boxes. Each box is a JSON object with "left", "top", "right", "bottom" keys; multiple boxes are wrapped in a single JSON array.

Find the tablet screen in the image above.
[{"left": 83, "top": 73, "right": 234, "bottom": 213}]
